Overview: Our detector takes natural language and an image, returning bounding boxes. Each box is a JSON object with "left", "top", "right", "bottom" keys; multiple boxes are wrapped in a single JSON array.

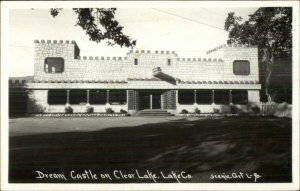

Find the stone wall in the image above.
[{"left": 33, "top": 40, "right": 260, "bottom": 83}]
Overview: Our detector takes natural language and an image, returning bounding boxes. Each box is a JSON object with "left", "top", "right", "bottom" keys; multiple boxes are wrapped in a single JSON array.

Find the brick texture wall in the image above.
[{"left": 34, "top": 40, "right": 259, "bottom": 83}]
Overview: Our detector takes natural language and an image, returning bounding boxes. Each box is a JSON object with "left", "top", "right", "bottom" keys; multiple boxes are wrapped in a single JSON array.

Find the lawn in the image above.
[{"left": 9, "top": 116, "right": 292, "bottom": 183}]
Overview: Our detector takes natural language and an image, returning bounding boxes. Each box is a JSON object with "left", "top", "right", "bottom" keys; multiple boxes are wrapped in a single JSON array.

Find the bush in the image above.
[
  {"left": 213, "top": 108, "right": 220, "bottom": 114},
  {"left": 230, "top": 105, "right": 238, "bottom": 114},
  {"left": 65, "top": 106, "right": 73, "bottom": 114},
  {"left": 181, "top": 109, "right": 188, "bottom": 114},
  {"left": 106, "top": 107, "right": 114, "bottom": 114},
  {"left": 86, "top": 106, "right": 94, "bottom": 114},
  {"left": 251, "top": 105, "right": 260, "bottom": 114},
  {"left": 120, "top": 109, "right": 128, "bottom": 114},
  {"left": 194, "top": 107, "right": 201, "bottom": 114}
]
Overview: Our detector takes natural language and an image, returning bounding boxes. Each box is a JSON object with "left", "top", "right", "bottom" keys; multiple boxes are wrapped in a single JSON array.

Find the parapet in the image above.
[
  {"left": 34, "top": 40, "right": 78, "bottom": 45},
  {"left": 206, "top": 43, "right": 258, "bottom": 55},
  {"left": 128, "top": 50, "right": 177, "bottom": 55},
  {"left": 34, "top": 40, "right": 80, "bottom": 59},
  {"left": 177, "top": 58, "right": 223, "bottom": 62},
  {"left": 76, "top": 56, "right": 127, "bottom": 61},
  {"left": 9, "top": 79, "right": 30, "bottom": 88}
]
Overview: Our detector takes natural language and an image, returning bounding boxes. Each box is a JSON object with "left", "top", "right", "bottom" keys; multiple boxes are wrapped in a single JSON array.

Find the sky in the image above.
[{"left": 9, "top": 7, "right": 258, "bottom": 77}]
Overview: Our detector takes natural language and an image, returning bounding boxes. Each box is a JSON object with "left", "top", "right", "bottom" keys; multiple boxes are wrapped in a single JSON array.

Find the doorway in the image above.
[{"left": 139, "top": 91, "right": 162, "bottom": 110}]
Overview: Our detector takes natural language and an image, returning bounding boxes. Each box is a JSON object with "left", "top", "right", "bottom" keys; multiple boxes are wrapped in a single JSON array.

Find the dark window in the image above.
[
  {"left": 214, "top": 90, "right": 230, "bottom": 105},
  {"left": 233, "top": 60, "right": 250, "bottom": 75},
  {"left": 48, "top": 89, "right": 67, "bottom": 105},
  {"left": 109, "top": 90, "right": 126, "bottom": 105},
  {"left": 69, "top": 90, "right": 87, "bottom": 104},
  {"left": 232, "top": 90, "right": 248, "bottom": 104},
  {"left": 90, "top": 90, "right": 107, "bottom": 104},
  {"left": 44, "top": 57, "right": 64, "bottom": 73},
  {"left": 167, "top": 59, "right": 171, "bottom": 66},
  {"left": 178, "top": 90, "right": 194, "bottom": 104},
  {"left": 196, "top": 90, "right": 212, "bottom": 104},
  {"left": 134, "top": 58, "right": 138, "bottom": 65}
]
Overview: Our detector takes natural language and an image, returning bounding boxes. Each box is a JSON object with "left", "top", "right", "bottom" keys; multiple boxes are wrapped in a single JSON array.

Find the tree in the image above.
[
  {"left": 50, "top": 8, "right": 136, "bottom": 48},
  {"left": 224, "top": 8, "right": 292, "bottom": 103}
]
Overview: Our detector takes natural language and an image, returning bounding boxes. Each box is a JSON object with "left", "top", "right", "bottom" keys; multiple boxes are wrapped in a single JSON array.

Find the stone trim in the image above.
[
  {"left": 206, "top": 43, "right": 258, "bottom": 55},
  {"left": 178, "top": 80, "right": 259, "bottom": 84},
  {"left": 32, "top": 80, "right": 128, "bottom": 84}
]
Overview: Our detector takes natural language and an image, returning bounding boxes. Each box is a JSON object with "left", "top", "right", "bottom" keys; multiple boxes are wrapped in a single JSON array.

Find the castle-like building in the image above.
[{"left": 16, "top": 40, "right": 261, "bottom": 114}]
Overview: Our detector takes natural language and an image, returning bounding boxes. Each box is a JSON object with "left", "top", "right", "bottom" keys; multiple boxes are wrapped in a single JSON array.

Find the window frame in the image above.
[
  {"left": 214, "top": 90, "right": 230, "bottom": 105},
  {"left": 178, "top": 90, "right": 195, "bottom": 105},
  {"left": 47, "top": 89, "right": 67, "bottom": 105},
  {"left": 167, "top": 58, "right": 171, "bottom": 66},
  {"left": 232, "top": 90, "right": 248, "bottom": 105},
  {"left": 89, "top": 90, "right": 107, "bottom": 105},
  {"left": 134, "top": 58, "right": 138, "bottom": 65},
  {"left": 109, "top": 90, "right": 127, "bottom": 105},
  {"left": 233, "top": 60, "right": 250, "bottom": 75},
  {"left": 196, "top": 90, "right": 212, "bottom": 105},
  {"left": 69, "top": 89, "right": 87, "bottom": 105},
  {"left": 44, "top": 57, "right": 65, "bottom": 74}
]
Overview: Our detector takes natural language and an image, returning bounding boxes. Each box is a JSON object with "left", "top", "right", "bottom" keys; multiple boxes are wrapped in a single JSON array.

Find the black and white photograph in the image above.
[{"left": 1, "top": 1, "right": 299, "bottom": 190}]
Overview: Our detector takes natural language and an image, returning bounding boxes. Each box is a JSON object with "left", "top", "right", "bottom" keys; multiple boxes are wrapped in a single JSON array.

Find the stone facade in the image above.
[{"left": 17, "top": 40, "right": 261, "bottom": 114}]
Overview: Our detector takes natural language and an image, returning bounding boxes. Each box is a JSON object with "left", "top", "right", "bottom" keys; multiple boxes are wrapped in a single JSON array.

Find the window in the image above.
[
  {"left": 109, "top": 90, "right": 126, "bottom": 105},
  {"left": 44, "top": 57, "right": 64, "bottom": 73},
  {"left": 178, "top": 90, "right": 194, "bottom": 104},
  {"left": 233, "top": 60, "right": 250, "bottom": 75},
  {"left": 48, "top": 90, "right": 67, "bottom": 105},
  {"left": 214, "top": 90, "right": 230, "bottom": 105},
  {"left": 167, "top": 59, "right": 171, "bottom": 66},
  {"left": 196, "top": 90, "right": 212, "bottom": 104},
  {"left": 134, "top": 58, "right": 138, "bottom": 65},
  {"left": 69, "top": 90, "right": 87, "bottom": 104},
  {"left": 90, "top": 90, "right": 107, "bottom": 104},
  {"left": 232, "top": 90, "right": 248, "bottom": 104}
]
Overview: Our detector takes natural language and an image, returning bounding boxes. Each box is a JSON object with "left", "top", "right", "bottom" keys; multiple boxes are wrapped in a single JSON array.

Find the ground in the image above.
[{"left": 9, "top": 116, "right": 292, "bottom": 183}]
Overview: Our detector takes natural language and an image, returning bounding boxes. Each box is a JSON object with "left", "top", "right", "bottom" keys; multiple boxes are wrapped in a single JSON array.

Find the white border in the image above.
[{"left": 1, "top": 1, "right": 299, "bottom": 191}]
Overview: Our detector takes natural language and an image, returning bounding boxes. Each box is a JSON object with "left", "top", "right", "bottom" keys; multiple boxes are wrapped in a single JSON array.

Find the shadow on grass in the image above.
[{"left": 9, "top": 117, "right": 291, "bottom": 183}]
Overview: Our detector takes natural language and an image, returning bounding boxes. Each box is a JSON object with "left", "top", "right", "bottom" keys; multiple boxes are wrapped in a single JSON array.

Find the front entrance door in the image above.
[
  {"left": 152, "top": 93, "right": 161, "bottom": 109},
  {"left": 139, "top": 91, "right": 162, "bottom": 110}
]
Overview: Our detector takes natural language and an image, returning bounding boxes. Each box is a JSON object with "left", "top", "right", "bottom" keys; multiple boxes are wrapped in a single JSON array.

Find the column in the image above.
[
  {"left": 106, "top": 90, "right": 110, "bottom": 104},
  {"left": 66, "top": 90, "right": 70, "bottom": 105},
  {"left": 150, "top": 94, "right": 153, "bottom": 109},
  {"left": 87, "top": 90, "right": 90, "bottom": 104},
  {"left": 229, "top": 90, "right": 232, "bottom": 104},
  {"left": 212, "top": 90, "right": 215, "bottom": 104},
  {"left": 194, "top": 90, "right": 197, "bottom": 104}
]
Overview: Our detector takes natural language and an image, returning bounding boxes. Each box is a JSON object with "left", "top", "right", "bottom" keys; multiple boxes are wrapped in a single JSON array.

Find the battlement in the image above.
[
  {"left": 76, "top": 56, "right": 128, "bottom": 61},
  {"left": 34, "top": 40, "right": 78, "bottom": 45},
  {"left": 177, "top": 58, "right": 223, "bottom": 62},
  {"left": 206, "top": 44, "right": 258, "bottom": 55},
  {"left": 9, "top": 79, "right": 31, "bottom": 88},
  {"left": 128, "top": 50, "right": 177, "bottom": 55}
]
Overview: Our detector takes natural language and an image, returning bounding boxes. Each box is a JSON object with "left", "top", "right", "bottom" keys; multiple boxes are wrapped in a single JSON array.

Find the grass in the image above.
[{"left": 9, "top": 116, "right": 292, "bottom": 183}]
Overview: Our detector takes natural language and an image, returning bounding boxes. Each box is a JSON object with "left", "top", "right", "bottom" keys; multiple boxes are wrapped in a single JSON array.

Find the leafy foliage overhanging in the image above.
[
  {"left": 50, "top": 8, "right": 136, "bottom": 48},
  {"left": 224, "top": 7, "right": 292, "bottom": 102}
]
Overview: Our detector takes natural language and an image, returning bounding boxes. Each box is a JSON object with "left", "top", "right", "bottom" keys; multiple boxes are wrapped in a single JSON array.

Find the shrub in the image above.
[
  {"left": 120, "top": 109, "right": 128, "bottom": 114},
  {"left": 251, "top": 105, "right": 260, "bottom": 114},
  {"left": 230, "top": 105, "right": 238, "bottom": 114},
  {"left": 106, "top": 107, "right": 115, "bottom": 114},
  {"left": 65, "top": 106, "right": 73, "bottom": 114},
  {"left": 181, "top": 109, "right": 188, "bottom": 114},
  {"left": 86, "top": 106, "right": 94, "bottom": 114},
  {"left": 194, "top": 107, "right": 201, "bottom": 114},
  {"left": 213, "top": 108, "right": 220, "bottom": 114}
]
